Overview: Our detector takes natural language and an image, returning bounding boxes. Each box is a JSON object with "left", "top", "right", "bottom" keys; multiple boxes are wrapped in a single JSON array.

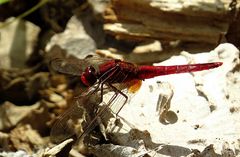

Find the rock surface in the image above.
[
  {"left": 102, "top": 43, "right": 240, "bottom": 156},
  {"left": 0, "top": 18, "right": 40, "bottom": 68},
  {"left": 104, "top": 0, "right": 231, "bottom": 44}
]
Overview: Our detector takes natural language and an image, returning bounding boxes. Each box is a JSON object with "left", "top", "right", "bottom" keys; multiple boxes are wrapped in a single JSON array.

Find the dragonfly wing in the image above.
[
  {"left": 77, "top": 84, "right": 130, "bottom": 140},
  {"left": 49, "top": 58, "right": 85, "bottom": 76},
  {"left": 49, "top": 56, "right": 113, "bottom": 76},
  {"left": 50, "top": 100, "right": 82, "bottom": 143},
  {"left": 50, "top": 86, "right": 101, "bottom": 144},
  {"left": 50, "top": 61, "right": 131, "bottom": 144}
]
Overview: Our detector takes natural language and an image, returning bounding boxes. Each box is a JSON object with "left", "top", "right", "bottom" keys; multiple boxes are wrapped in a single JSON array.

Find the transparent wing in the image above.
[
  {"left": 50, "top": 58, "right": 85, "bottom": 76},
  {"left": 49, "top": 55, "right": 113, "bottom": 76},
  {"left": 50, "top": 85, "right": 101, "bottom": 144},
  {"left": 50, "top": 63, "right": 133, "bottom": 144},
  {"left": 50, "top": 84, "right": 130, "bottom": 144},
  {"left": 77, "top": 87, "right": 122, "bottom": 141}
]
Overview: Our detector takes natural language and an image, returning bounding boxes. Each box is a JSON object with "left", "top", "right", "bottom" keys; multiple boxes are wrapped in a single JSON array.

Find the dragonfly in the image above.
[{"left": 50, "top": 55, "right": 222, "bottom": 144}]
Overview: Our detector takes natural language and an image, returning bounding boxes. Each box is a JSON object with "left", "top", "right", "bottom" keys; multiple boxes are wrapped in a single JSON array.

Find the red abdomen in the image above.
[{"left": 137, "top": 62, "right": 222, "bottom": 79}]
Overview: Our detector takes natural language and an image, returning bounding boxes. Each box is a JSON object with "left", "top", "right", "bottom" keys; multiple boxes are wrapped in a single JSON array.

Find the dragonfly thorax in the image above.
[{"left": 81, "top": 66, "right": 97, "bottom": 86}]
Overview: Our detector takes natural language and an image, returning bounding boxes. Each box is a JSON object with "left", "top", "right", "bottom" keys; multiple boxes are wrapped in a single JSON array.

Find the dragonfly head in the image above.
[{"left": 81, "top": 66, "right": 97, "bottom": 86}]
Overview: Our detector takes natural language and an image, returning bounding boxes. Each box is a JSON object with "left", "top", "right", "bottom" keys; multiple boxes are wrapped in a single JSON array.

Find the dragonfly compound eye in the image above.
[{"left": 81, "top": 66, "right": 97, "bottom": 86}]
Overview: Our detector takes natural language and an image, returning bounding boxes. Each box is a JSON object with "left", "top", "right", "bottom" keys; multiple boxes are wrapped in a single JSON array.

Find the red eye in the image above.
[
  {"left": 81, "top": 66, "right": 97, "bottom": 86},
  {"left": 87, "top": 66, "right": 96, "bottom": 75}
]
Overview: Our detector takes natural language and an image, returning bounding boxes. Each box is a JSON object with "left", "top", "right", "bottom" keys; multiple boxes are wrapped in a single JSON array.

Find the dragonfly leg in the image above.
[
  {"left": 97, "top": 65, "right": 122, "bottom": 102},
  {"left": 96, "top": 64, "right": 130, "bottom": 117},
  {"left": 106, "top": 83, "right": 128, "bottom": 116},
  {"left": 104, "top": 68, "right": 130, "bottom": 116},
  {"left": 78, "top": 88, "right": 119, "bottom": 140},
  {"left": 76, "top": 65, "right": 121, "bottom": 100},
  {"left": 77, "top": 66, "right": 123, "bottom": 140},
  {"left": 78, "top": 64, "right": 130, "bottom": 140}
]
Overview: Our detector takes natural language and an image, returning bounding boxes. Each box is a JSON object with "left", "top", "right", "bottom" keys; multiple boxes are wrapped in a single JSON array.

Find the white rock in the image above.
[
  {"left": 0, "top": 150, "right": 30, "bottom": 157},
  {"left": 45, "top": 16, "right": 97, "bottom": 59},
  {"left": 0, "top": 18, "right": 40, "bottom": 68},
  {"left": 105, "top": 43, "right": 240, "bottom": 156}
]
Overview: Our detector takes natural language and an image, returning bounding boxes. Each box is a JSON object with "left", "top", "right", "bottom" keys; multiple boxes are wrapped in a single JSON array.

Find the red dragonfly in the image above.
[{"left": 50, "top": 55, "right": 222, "bottom": 144}]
